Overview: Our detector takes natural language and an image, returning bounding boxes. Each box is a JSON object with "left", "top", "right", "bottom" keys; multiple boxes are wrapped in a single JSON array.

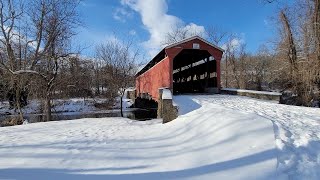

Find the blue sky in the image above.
[{"left": 75, "top": 0, "right": 278, "bottom": 58}]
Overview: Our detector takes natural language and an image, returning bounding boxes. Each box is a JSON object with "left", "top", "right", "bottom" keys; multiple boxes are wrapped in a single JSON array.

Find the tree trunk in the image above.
[
  {"left": 314, "top": 0, "right": 320, "bottom": 104},
  {"left": 225, "top": 56, "right": 228, "bottom": 88},
  {"left": 120, "top": 95, "right": 124, "bottom": 117},
  {"left": 15, "top": 87, "right": 24, "bottom": 124},
  {"left": 45, "top": 92, "right": 52, "bottom": 121},
  {"left": 280, "top": 10, "right": 298, "bottom": 78},
  {"left": 315, "top": 0, "right": 320, "bottom": 64}
]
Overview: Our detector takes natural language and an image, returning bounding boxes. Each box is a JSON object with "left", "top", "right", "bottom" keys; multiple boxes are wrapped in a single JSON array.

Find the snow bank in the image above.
[
  {"left": 0, "top": 95, "right": 278, "bottom": 180},
  {"left": 0, "top": 100, "right": 40, "bottom": 115},
  {"left": 52, "top": 98, "right": 98, "bottom": 113},
  {"left": 0, "top": 98, "right": 107, "bottom": 115}
]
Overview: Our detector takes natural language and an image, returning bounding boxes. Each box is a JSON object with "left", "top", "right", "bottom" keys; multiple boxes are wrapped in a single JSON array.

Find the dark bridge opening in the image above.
[{"left": 173, "top": 49, "right": 217, "bottom": 94}]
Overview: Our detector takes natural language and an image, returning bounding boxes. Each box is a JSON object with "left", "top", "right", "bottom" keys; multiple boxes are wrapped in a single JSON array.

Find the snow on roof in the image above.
[
  {"left": 165, "top": 36, "right": 225, "bottom": 52},
  {"left": 136, "top": 36, "right": 224, "bottom": 77}
]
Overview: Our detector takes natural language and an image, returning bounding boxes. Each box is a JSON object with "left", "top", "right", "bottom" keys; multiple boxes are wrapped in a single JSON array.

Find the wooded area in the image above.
[{"left": 221, "top": 0, "right": 320, "bottom": 107}]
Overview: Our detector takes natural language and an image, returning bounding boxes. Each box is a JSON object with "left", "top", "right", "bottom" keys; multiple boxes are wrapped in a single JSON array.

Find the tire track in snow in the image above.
[{"left": 196, "top": 95, "right": 320, "bottom": 179}]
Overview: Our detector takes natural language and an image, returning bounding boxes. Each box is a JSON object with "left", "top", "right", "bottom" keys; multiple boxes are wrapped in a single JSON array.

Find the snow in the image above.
[
  {"left": 207, "top": 95, "right": 320, "bottom": 179},
  {"left": 162, "top": 89, "right": 172, "bottom": 100},
  {"left": 0, "top": 98, "right": 101, "bottom": 115},
  {"left": 12, "top": 70, "right": 40, "bottom": 75},
  {"left": 0, "top": 94, "right": 319, "bottom": 179},
  {"left": 116, "top": 98, "right": 133, "bottom": 109},
  {"left": 113, "top": 97, "right": 134, "bottom": 109},
  {"left": 52, "top": 98, "right": 99, "bottom": 113},
  {"left": 222, "top": 88, "right": 282, "bottom": 96},
  {"left": 121, "top": 87, "right": 135, "bottom": 109},
  {"left": 0, "top": 100, "right": 40, "bottom": 115},
  {"left": 124, "top": 87, "right": 136, "bottom": 92}
]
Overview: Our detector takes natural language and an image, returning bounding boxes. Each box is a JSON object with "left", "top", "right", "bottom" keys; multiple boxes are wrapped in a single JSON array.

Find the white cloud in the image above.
[
  {"left": 230, "top": 38, "right": 241, "bottom": 48},
  {"left": 181, "top": 23, "right": 206, "bottom": 38},
  {"left": 221, "top": 37, "right": 244, "bottom": 52},
  {"left": 120, "top": 0, "right": 205, "bottom": 57},
  {"left": 113, "top": 7, "right": 133, "bottom": 22},
  {"left": 0, "top": 25, "right": 38, "bottom": 50}
]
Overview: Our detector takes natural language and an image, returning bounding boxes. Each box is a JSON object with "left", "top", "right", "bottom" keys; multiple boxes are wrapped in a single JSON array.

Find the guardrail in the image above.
[{"left": 221, "top": 88, "right": 282, "bottom": 102}]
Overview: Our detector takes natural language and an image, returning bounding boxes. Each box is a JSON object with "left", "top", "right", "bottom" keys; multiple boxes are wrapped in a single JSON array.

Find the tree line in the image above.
[
  {"left": 223, "top": 0, "right": 320, "bottom": 107},
  {"left": 0, "top": 0, "right": 139, "bottom": 122}
]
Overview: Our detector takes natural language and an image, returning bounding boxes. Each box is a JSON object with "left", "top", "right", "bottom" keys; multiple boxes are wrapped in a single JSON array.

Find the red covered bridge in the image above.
[{"left": 135, "top": 36, "right": 224, "bottom": 101}]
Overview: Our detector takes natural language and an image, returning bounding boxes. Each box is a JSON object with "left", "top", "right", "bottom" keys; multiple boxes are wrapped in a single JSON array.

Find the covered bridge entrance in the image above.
[{"left": 135, "top": 36, "right": 224, "bottom": 101}]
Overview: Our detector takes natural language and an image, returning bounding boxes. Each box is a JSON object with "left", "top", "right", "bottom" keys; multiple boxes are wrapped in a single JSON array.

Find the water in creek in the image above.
[{"left": 0, "top": 108, "right": 158, "bottom": 126}]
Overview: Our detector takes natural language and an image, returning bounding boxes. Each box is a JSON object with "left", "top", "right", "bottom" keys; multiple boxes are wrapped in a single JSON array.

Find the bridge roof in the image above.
[{"left": 135, "top": 36, "right": 223, "bottom": 77}]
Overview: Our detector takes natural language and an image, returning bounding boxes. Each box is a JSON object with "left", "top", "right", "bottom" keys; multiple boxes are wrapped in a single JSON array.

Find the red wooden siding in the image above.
[{"left": 136, "top": 57, "right": 172, "bottom": 100}]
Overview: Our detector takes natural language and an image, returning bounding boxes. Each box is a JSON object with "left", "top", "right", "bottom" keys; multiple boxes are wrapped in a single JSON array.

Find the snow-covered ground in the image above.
[
  {"left": 0, "top": 95, "right": 319, "bottom": 179},
  {"left": 207, "top": 95, "right": 320, "bottom": 179},
  {"left": 0, "top": 97, "right": 133, "bottom": 116},
  {"left": 0, "top": 98, "right": 100, "bottom": 115},
  {"left": 0, "top": 100, "right": 40, "bottom": 115}
]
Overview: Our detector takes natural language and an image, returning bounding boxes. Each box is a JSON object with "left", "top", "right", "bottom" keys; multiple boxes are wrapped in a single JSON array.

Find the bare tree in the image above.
[
  {"left": 96, "top": 38, "right": 139, "bottom": 117},
  {"left": 163, "top": 25, "right": 205, "bottom": 45},
  {"left": 222, "top": 34, "right": 241, "bottom": 88},
  {"left": 0, "top": 0, "right": 80, "bottom": 121},
  {"left": 279, "top": 9, "right": 298, "bottom": 80},
  {"left": 0, "top": 0, "right": 25, "bottom": 121},
  {"left": 206, "top": 26, "right": 228, "bottom": 46},
  {"left": 313, "top": 0, "right": 320, "bottom": 100}
]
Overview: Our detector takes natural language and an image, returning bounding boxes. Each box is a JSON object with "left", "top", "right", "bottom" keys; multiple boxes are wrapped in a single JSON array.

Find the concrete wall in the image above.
[
  {"left": 126, "top": 89, "right": 136, "bottom": 101},
  {"left": 158, "top": 88, "right": 178, "bottom": 123},
  {"left": 221, "top": 88, "right": 282, "bottom": 102},
  {"left": 205, "top": 87, "right": 220, "bottom": 94}
]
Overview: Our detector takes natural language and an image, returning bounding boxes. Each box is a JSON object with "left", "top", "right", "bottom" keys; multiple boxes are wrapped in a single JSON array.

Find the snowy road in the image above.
[
  {"left": 206, "top": 95, "right": 320, "bottom": 179},
  {"left": 0, "top": 95, "right": 319, "bottom": 179}
]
